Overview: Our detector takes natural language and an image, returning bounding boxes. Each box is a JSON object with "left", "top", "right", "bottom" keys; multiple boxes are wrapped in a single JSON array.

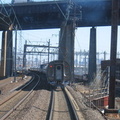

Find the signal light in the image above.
[{"left": 50, "top": 65, "right": 53, "bottom": 68}]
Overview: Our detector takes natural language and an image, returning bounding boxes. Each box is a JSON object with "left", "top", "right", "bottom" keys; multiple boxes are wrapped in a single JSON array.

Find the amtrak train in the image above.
[{"left": 46, "top": 60, "right": 71, "bottom": 85}]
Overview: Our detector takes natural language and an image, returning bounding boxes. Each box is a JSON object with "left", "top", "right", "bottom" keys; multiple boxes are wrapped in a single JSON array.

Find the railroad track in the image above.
[
  {"left": 47, "top": 86, "right": 85, "bottom": 120},
  {"left": 0, "top": 73, "right": 40, "bottom": 120}
]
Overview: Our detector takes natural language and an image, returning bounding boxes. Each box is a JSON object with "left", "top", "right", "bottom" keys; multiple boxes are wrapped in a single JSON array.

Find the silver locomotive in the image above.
[{"left": 46, "top": 60, "right": 71, "bottom": 85}]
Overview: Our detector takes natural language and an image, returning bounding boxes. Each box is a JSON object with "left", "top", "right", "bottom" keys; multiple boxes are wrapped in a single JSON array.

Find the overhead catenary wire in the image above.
[
  {"left": 1, "top": 1, "right": 51, "bottom": 49},
  {"left": 53, "top": 0, "right": 77, "bottom": 81},
  {"left": 0, "top": 1, "right": 59, "bottom": 49},
  {"left": 1, "top": 1, "right": 46, "bottom": 58},
  {"left": 1, "top": 0, "right": 69, "bottom": 48},
  {"left": 66, "top": 0, "right": 82, "bottom": 54},
  {"left": 0, "top": 1, "right": 26, "bottom": 37},
  {"left": 54, "top": 0, "right": 67, "bottom": 20},
  {"left": 0, "top": 1, "right": 58, "bottom": 67},
  {"left": 0, "top": 0, "right": 13, "bottom": 25},
  {"left": 54, "top": 0, "right": 75, "bottom": 60},
  {"left": 0, "top": 16, "right": 10, "bottom": 26},
  {"left": 0, "top": 1, "right": 18, "bottom": 31},
  {"left": 65, "top": 1, "right": 77, "bottom": 58},
  {"left": 0, "top": 1, "right": 29, "bottom": 67},
  {"left": 0, "top": 1, "right": 74, "bottom": 62},
  {"left": 0, "top": 1, "right": 22, "bottom": 31},
  {"left": 4, "top": 4, "right": 48, "bottom": 44},
  {"left": 52, "top": 0, "right": 81, "bottom": 58},
  {"left": 0, "top": 0, "right": 22, "bottom": 29}
]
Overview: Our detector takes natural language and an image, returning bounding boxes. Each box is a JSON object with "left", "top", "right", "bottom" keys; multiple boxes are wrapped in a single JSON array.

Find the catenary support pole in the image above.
[
  {"left": 23, "top": 40, "right": 27, "bottom": 68},
  {"left": 48, "top": 39, "right": 50, "bottom": 63},
  {"left": 14, "top": 25, "right": 17, "bottom": 82}
]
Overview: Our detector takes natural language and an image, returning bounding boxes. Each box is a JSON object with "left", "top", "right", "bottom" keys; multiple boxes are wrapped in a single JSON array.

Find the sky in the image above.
[
  {"left": 2, "top": 26, "right": 117, "bottom": 63},
  {"left": 17, "top": 26, "right": 119, "bottom": 57},
  {"left": 1, "top": 0, "right": 120, "bottom": 61}
]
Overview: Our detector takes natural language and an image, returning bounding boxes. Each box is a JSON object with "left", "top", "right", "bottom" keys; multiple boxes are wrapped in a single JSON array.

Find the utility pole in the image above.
[
  {"left": 14, "top": 25, "right": 17, "bottom": 82},
  {"left": 75, "top": 52, "right": 78, "bottom": 67},
  {"left": 109, "top": 0, "right": 119, "bottom": 109},
  {"left": 84, "top": 51, "right": 87, "bottom": 74},
  {"left": 103, "top": 51, "right": 107, "bottom": 60},
  {"left": 23, "top": 40, "right": 27, "bottom": 69},
  {"left": 40, "top": 53, "right": 41, "bottom": 66},
  {"left": 48, "top": 39, "right": 50, "bottom": 63},
  {"left": 79, "top": 50, "right": 81, "bottom": 67},
  {"left": 97, "top": 52, "right": 99, "bottom": 65}
]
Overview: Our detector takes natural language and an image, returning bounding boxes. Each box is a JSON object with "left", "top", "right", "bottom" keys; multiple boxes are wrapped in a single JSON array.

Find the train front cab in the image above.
[
  {"left": 47, "top": 60, "right": 71, "bottom": 86},
  {"left": 54, "top": 64, "right": 63, "bottom": 85}
]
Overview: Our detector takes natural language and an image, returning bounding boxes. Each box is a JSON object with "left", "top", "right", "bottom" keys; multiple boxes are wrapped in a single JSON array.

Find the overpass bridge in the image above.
[
  {"left": 0, "top": 0, "right": 115, "bottom": 30},
  {"left": 0, "top": 0, "right": 119, "bottom": 108}
]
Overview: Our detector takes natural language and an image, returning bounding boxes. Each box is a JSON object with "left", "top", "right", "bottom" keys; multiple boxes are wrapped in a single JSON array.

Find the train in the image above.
[
  {"left": 29, "top": 60, "right": 71, "bottom": 85},
  {"left": 46, "top": 60, "right": 71, "bottom": 85},
  {"left": 39, "top": 63, "right": 48, "bottom": 73}
]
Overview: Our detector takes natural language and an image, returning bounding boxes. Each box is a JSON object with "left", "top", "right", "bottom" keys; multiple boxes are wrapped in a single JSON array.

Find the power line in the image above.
[
  {"left": 54, "top": 0, "right": 66, "bottom": 20},
  {"left": 54, "top": 0, "right": 74, "bottom": 59},
  {"left": 0, "top": 0, "right": 13, "bottom": 25}
]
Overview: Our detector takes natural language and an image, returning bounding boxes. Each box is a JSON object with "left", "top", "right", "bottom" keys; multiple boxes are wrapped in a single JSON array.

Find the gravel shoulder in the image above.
[
  {"left": 0, "top": 76, "right": 32, "bottom": 101},
  {"left": 5, "top": 72, "right": 51, "bottom": 120},
  {"left": 66, "top": 85, "right": 106, "bottom": 120},
  {"left": 0, "top": 74, "right": 108, "bottom": 120}
]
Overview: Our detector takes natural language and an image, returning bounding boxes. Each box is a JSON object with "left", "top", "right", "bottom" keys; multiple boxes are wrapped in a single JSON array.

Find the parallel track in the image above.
[{"left": 0, "top": 73, "right": 40, "bottom": 120}]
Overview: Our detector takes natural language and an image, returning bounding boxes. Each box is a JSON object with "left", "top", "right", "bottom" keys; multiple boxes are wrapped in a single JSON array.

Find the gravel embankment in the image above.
[
  {"left": 6, "top": 90, "right": 51, "bottom": 120},
  {"left": 0, "top": 76, "right": 31, "bottom": 101},
  {"left": 5, "top": 72, "right": 51, "bottom": 120},
  {"left": 0, "top": 73, "right": 108, "bottom": 120},
  {"left": 67, "top": 85, "right": 106, "bottom": 120}
]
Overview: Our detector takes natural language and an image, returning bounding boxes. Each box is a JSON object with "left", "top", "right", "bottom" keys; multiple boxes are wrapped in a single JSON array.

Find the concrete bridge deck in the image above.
[{"left": 0, "top": 0, "right": 116, "bottom": 30}]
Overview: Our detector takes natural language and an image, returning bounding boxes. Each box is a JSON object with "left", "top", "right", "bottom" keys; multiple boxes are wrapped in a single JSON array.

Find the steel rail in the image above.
[
  {"left": 47, "top": 86, "right": 81, "bottom": 120},
  {"left": 46, "top": 90, "right": 54, "bottom": 120},
  {"left": 0, "top": 75, "right": 35, "bottom": 106},
  {"left": 64, "top": 87, "right": 83, "bottom": 120},
  {"left": 0, "top": 73, "right": 40, "bottom": 120}
]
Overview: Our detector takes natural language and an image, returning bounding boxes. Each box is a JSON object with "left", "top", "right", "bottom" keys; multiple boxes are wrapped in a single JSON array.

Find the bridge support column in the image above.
[
  {"left": 0, "top": 30, "right": 13, "bottom": 77},
  {"left": 59, "top": 22, "right": 75, "bottom": 82},
  {"left": 88, "top": 27, "right": 96, "bottom": 83},
  {"left": 108, "top": 0, "right": 119, "bottom": 109}
]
